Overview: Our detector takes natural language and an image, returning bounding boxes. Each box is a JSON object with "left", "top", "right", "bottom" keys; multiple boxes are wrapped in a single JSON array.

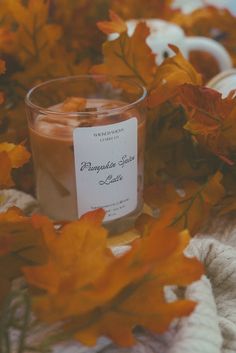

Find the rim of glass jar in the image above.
[{"left": 25, "top": 75, "right": 147, "bottom": 117}]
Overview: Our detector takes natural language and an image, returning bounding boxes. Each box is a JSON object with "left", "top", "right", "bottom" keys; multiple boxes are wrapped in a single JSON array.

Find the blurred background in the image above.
[{"left": 172, "top": 0, "right": 236, "bottom": 14}]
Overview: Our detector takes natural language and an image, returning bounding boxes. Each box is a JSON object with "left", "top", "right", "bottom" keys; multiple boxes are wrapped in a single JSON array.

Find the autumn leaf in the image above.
[
  {"left": 172, "top": 6, "right": 236, "bottom": 66},
  {"left": 0, "top": 60, "right": 6, "bottom": 75},
  {"left": 0, "top": 152, "right": 12, "bottom": 187},
  {"left": 23, "top": 209, "right": 113, "bottom": 304},
  {"left": 0, "top": 1, "right": 60, "bottom": 145},
  {"left": 217, "top": 192, "right": 236, "bottom": 216},
  {"left": 0, "top": 27, "right": 16, "bottom": 54},
  {"left": 0, "top": 207, "right": 47, "bottom": 263},
  {"left": 144, "top": 101, "right": 218, "bottom": 186},
  {"left": 23, "top": 209, "right": 203, "bottom": 346},
  {"left": 0, "top": 142, "right": 30, "bottom": 168},
  {"left": 176, "top": 84, "right": 236, "bottom": 124},
  {"left": 174, "top": 84, "right": 236, "bottom": 164},
  {"left": 0, "top": 143, "right": 30, "bottom": 188},
  {"left": 8, "top": 0, "right": 61, "bottom": 64},
  {"left": 0, "top": 207, "right": 47, "bottom": 306},
  {"left": 148, "top": 46, "right": 202, "bottom": 107},
  {"left": 97, "top": 10, "right": 127, "bottom": 35},
  {"left": 144, "top": 171, "right": 225, "bottom": 235},
  {"left": 0, "top": 234, "right": 12, "bottom": 256},
  {"left": 221, "top": 105, "right": 236, "bottom": 152},
  {"left": 12, "top": 53, "right": 91, "bottom": 103},
  {"left": 110, "top": 0, "right": 175, "bottom": 21},
  {"left": 51, "top": 0, "right": 107, "bottom": 59},
  {"left": 0, "top": 91, "right": 5, "bottom": 105},
  {"left": 92, "top": 21, "right": 157, "bottom": 88}
]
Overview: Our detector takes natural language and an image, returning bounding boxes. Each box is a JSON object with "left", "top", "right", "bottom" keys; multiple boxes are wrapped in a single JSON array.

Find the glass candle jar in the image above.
[{"left": 25, "top": 75, "right": 147, "bottom": 234}]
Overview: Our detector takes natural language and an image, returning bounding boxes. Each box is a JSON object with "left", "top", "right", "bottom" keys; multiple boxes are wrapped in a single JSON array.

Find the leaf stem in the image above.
[
  {"left": 170, "top": 189, "right": 204, "bottom": 228},
  {"left": 195, "top": 107, "right": 223, "bottom": 125},
  {"left": 170, "top": 173, "right": 219, "bottom": 228}
]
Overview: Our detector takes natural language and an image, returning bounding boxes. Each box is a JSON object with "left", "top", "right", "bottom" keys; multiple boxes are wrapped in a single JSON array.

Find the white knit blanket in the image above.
[{"left": 1, "top": 190, "right": 236, "bottom": 353}]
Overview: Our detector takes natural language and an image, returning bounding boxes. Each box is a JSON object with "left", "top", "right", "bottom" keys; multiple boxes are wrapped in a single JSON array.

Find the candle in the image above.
[{"left": 26, "top": 76, "right": 146, "bottom": 234}]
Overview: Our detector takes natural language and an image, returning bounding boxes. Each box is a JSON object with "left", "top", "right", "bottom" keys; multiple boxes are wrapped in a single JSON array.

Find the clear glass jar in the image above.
[{"left": 25, "top": 75, "right": 147, "bottom": 234}]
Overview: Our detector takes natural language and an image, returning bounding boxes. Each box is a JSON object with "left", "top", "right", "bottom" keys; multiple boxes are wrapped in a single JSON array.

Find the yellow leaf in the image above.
[
  {"left": 0, "top": 142, "right": 30, "bottom": 168},
  {"left": 0, "top": 143, "right": 30, "bottom": 188}
]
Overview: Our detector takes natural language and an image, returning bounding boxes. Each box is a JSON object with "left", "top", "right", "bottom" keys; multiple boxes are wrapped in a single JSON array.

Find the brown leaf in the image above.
[{"left": 174, "top": 84, "right": 236, "bottom": 164}]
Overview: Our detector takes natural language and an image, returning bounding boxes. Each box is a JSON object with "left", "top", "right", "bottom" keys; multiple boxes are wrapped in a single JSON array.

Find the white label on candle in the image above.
[{"left": 73, "top": 118, "right": 138, "bottom": 221}]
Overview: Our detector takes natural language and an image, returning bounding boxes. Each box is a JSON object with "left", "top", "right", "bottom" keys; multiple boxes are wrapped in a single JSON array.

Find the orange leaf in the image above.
[
  {"left": 92, "top": 22, "right": 157, "bottom": 88},
  {"left": 0, "top": 27, "right": 16, "bottom": 54},
  {"left": 0, "top": 142, "right": 30, "bottom": 168},
  {"left": 0, "top": 207, "right": 47, "bottom": 306},
  {"left": 0, "top": 91, "right": 5, "bottom": 104},
  {"left": 0, "top": 143, "right": 30, "bottom": 188},
  {"left": 24, "top": 210, "right": 203, "bottom": 346},
  {"left": 9, "top": 0, "right": 61, "bottom": 64},
  {"left": 148, "top": 46, "right": 202, "bottom": 107},
  {"left": 0, "top": 60, "right": 6, "bottom": 75},
  {"left": 144, "top": 172, "right": 225, "bottom": 235},
  {"left": 220, "top": 104, "right": 236, "bottom": 153},
  {"left": 111, "top": 0, "right": 175, "bottom": 21},
  {"left": 73, "top": 228, "right": 203, "bottom": 346},
  {"left": 174, "top": 84, "right": 236, "bottom": 164},
  {"left": 24, "top": 209, "right": 113, "bottom": 298},
  {"left": 0, "top": 207, "right": 47, "bottom": 264},
  {"left": 0, "top": 234, "right": 13, "bottom": 256},
  {"left": 217, "top": 193, "right": 236, "bottom": 216},
  {"left": 97, "top": 10, "right": 127, "bottom": 35},
  {"left": 0, "top": 151, "right": 13, "bottom": 187},
  {"left": 80, "top": 208, "right": 106, "bottom": 225}
]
